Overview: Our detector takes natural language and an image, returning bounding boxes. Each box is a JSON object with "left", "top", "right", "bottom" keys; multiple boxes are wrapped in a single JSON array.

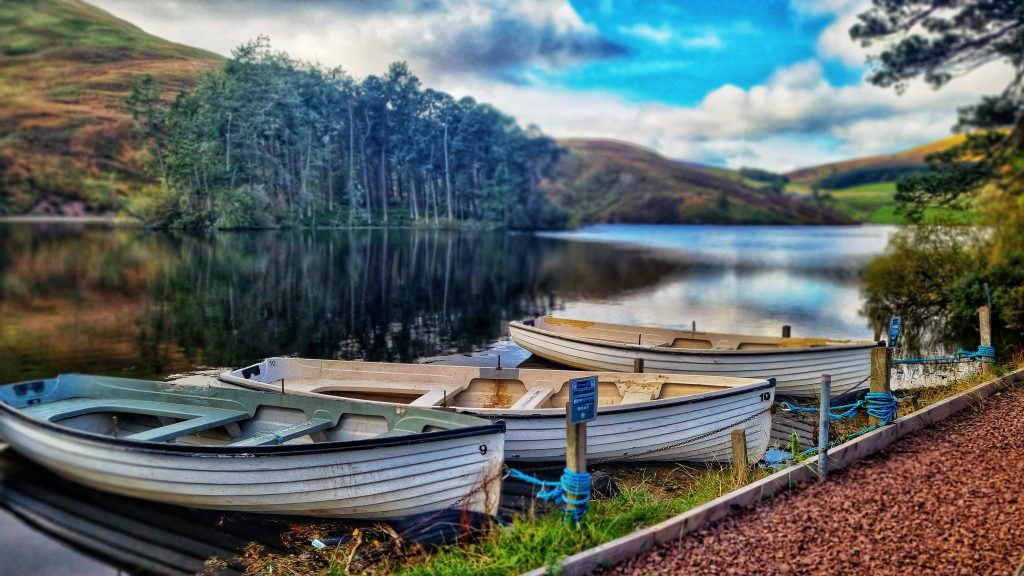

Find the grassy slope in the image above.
[
  {"left": 545, "top": 139, "right": 853, "bottom": 226},
  {"left": 0, "top": 0, "right": 222, "bottom": 214},
  {"left": 787, "top": 134, "right": 965, "bottom": 186},
  {"left": 785, "top": 135, "right": 974, "bottom": 224}
]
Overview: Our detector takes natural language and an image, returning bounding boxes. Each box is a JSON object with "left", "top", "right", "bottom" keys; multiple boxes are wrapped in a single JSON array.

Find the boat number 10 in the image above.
[{"left": 760, "top": 392, "right": 771, "bottom": 402}]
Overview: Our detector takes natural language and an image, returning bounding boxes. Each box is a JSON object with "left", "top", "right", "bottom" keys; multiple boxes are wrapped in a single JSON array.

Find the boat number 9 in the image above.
[
  {"left": 760, "top": 392, "right": 771, "bottom": 402},
  {"left": 479, "top": 445, "right": 488, "bottom": 455}
]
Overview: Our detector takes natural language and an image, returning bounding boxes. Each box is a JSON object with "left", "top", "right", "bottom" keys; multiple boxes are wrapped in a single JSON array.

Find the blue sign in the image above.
[
  {"left": 569, "top": 376, "right": 598, "bottom": 424},
  {"left": 888, "top": 316, "right": 902, "bottom": 348}
]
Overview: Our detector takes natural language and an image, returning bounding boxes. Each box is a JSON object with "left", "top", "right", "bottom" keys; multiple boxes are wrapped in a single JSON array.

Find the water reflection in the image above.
[
  {"left": 0, "top": 451, "right": 285, "bottom": 575},
  {"left": 0, "top": 224, "right": 686, "bottom": 382}
]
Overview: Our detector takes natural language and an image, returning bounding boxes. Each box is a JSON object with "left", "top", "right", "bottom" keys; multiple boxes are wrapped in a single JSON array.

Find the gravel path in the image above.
[{"left": 612, "top": 385, "right": 1024, "bottom": 576}]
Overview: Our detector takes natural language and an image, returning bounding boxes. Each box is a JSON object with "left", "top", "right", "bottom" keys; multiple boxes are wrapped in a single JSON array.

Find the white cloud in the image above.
[
  {"left": 619, "top": 23, "right": 723, "bottom": 49},
  {"left": 619, "top": 23, "right": 673, "bottom": 44}
]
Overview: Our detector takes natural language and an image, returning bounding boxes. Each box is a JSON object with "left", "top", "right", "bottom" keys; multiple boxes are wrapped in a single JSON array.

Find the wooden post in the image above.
[
  {"left": 731, "top": 429, "right": 749, "bottom": 484},
  {"left": 633, "top": 357, "right": 644, "bottom": 373},
  {"left": 869, "top": 346, "right": 892, "bottom": 428},
  {"left": 565, "top": 402, "right": 587, "bottom": 519},
  {"left": 979, "top": 305, "right": 993, "bottom": 375},
  {"left": 817, "top": 374, "right": 831, "bottom": 480},
  {"left": 782, "top": 325, "right": 791, "bottom": 338}
]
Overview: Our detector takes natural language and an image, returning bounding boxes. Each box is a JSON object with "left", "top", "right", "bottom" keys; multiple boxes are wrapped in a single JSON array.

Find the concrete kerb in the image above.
[{"left": 522, "top": 367, "right": 1024, "bottom": 576}]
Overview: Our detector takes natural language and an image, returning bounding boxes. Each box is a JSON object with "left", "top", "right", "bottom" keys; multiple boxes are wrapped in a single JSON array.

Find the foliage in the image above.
[
  {"left": 141, "top": 37, "right": 564, "bottom": 230},
  {"left": 816, "top": 165, "right": 925, "bottom": 190},
  {"left": 739, "top": 166, "right": 788, "bottom": 193},
  {"left": 854, "top": 0, "right": 1024, "bottom": 350}
]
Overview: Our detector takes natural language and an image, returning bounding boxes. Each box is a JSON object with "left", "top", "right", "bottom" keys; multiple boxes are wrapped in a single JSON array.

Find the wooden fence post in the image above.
[
  {"left": 633, "top": 357, "right": 644, "bottom": 373},
  {"left": 869, "top": 346, "right": 892, "bottom": 428},
  {"left": 817, "top": 374, "right": 831, "bottom": 479},
  {"left": 979, "top": 305, "right": 993, "bottom": 375},
  {"left": 782, "top": 325, "right": 791, "bottom": 338},
  {"left": 565, "top": 402, "right": 587, "bottom": 519},
  {"left": 731, "top": 429, "right": 749, "bottom": 485}
]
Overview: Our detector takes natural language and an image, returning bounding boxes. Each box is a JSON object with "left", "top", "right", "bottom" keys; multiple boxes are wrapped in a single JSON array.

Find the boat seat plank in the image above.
[
  {"left": 409, "top": 389, "right": 455, "bottom": 407},
  {"left": 510, "top": 388, "right": 555, "bottom": 410},
  {"left": 125, "top": 410, "right": 251, "bottom": 442},
  {"left": 229, "top": 417, "right": 334, "bottom": 447}
]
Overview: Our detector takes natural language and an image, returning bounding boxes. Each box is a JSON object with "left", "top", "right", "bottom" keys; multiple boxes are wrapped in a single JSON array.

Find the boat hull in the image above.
[
  {"left": 0, "top": 409, "right": 503, "bottom": 520},
  {"left": 484, "top": 383, "right": 774, "bottom": 463},
  {"left": 509, "top": 323, "right": 873, "bottom": 398}
]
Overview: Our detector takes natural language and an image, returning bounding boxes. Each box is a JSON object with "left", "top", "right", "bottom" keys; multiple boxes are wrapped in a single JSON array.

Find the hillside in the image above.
[
  {"left": 0, "top": 0, "right": 222, "bottom": 215},
  {"left": 544, "top": 139, "right": 852, "bottom": 226},
  {"left": 787, "top": 135, "right": 965, "bottom": 189}
]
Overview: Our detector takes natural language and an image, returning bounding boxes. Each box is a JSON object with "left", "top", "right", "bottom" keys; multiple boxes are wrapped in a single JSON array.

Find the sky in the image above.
[{"left": 91, "top": 0, "right": 1013, "bottom": 172}]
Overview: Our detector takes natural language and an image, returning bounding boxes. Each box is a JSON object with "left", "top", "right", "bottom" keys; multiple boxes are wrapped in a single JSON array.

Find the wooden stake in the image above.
[
  {"left": 817, "top": 374, "right": 831, "bottom": 480},
  {"left": 565, "top": 402, "right": 587, "bottom": 519},
  {"left": 782, "top": 325, "right": 791, "bottom": 338},
  {"left": 869, "top": 346, "right": 891, "bottom": 427},
  {"left": 979, "top": 305, "right": 993, "bottom": 375},
  {"left": 731, "top": 429, "right": 749, "bottom": 484},
  {"left": 633, "top": 357, "right": 644, "bottom": 373}
]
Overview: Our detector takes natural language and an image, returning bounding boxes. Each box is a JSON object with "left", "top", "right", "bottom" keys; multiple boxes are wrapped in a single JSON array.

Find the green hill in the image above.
[
  {"left": 785, "top": 136, "right": 972, "bottom": 224},
  {"left": 0, "top": 0, "right": 222, "bottom": 215},
  {"left": 544, "top": 139, "right": 852, "bottom": 226}
]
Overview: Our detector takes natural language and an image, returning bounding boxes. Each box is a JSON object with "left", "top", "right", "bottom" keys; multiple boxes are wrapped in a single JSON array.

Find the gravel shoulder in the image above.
[{"left": 611, "top": 384, "right": 1024, "bottom": 576}]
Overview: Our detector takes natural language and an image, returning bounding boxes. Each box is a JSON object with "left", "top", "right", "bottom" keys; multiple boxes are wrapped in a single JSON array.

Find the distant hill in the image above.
[
  {"left": 787, "top": 135, "right": 965, "bottom": 189},
  {"left": 0, "top": 0, "right": 221, "bottom": 215},
  {"left": 785, "top": 135, "right": 971, "bottom": 224},
  {"left": 544, "top": 139, "right": 852, "bottom": 226}
]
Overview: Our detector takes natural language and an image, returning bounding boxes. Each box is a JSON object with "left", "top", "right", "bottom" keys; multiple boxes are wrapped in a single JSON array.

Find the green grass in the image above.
[
  {"left": 790, "top": 181, "right": 979, "bottom": 224},
  {"left": 388, "top": 466, "right": 752, "bottom": 576}
]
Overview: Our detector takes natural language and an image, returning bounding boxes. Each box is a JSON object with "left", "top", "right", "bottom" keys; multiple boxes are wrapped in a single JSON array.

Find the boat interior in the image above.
[
  {"left": 222, "top": 358, "right": 768, "bottom": 412},
  {"left": 0, "top": 374, "right": 484, "bottom": 447},
  {"left": 517, "top": 316, "right": 875, "bottom": 351}
]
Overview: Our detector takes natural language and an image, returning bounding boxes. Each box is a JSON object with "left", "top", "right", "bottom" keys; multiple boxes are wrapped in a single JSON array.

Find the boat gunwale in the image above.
[
  {"left": 219, "top": 361, "right": 776, "bottom": 419},
  {"left": 508, "top": 319, "right": 882, "bottom": 356},
  {"left": 0, "top": 382, "right": 506, "bottom": 458}
]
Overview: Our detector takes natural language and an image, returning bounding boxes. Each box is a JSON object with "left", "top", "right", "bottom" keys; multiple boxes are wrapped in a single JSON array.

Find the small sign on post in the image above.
[
  {"left": 888, "top": 316, "right": 902, "bottom": 349},
  {"left": 565, "top": 376, "right": 597, "bottom": 522}
]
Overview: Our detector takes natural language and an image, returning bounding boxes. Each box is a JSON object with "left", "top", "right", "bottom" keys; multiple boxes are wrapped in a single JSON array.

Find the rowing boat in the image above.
[
  {"left": 508, "top": 316, "right": 878, "bottom": 398},
  {"left": 0, "top": 374, "right": 504, "bottom": 519},
  {"left": 220, "top": 358, "right": 775, "bottom": 463}
]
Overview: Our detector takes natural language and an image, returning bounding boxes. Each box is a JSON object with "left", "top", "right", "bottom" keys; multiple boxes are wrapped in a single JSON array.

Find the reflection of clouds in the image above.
[
  {"left": 540, "top": 224, "right": 895, "bottom": 270},
  {"left": 545, "top": 225, "right": 891, "bottom": 340}
]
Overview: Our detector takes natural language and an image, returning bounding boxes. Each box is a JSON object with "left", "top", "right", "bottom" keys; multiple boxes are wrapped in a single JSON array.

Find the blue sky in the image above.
[{"left": 93, "top": 0, "right": 1012, "bottom": 171}]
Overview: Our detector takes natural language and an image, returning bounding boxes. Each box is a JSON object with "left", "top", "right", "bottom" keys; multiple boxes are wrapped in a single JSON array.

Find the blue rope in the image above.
[
  {"left": 773, "top": 392, "right": 898, "bottom": 464},
  {"left": 507, "top": 468, "right": 591, "bottom": 524},
  {"left": 894, "top": 345, "right": 995, "bottom": 365}
]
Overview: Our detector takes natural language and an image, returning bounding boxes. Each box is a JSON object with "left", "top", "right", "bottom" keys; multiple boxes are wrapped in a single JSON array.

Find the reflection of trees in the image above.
[{"left": 137, "top": 230, "right": 690, "bottom": 370}]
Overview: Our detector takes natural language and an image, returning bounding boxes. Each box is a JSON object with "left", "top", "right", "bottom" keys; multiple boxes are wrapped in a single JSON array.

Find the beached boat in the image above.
[
  {"left": 220, "top": 358, "right": 775, "bottom": 463},
  {"left": 508, "top": 316, "right": 878, "bottom": 398},
  {"left": 0, "top": 374, "right": 504, "bottom": 519}
]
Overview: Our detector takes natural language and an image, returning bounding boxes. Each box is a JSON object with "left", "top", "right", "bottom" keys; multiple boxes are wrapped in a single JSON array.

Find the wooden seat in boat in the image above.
[
  {"left": 509, "top": 388, "right": 554, "bottom": 410},
  {"left": 229, "top": 417, "right": 334, "bottom": 447},
  {"left": 409, "top": 388, "right": 462, "bottom": 407}
]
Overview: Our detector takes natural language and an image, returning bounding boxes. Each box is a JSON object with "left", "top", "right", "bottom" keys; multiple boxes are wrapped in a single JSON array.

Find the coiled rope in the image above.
[
  {"left": 507, "top": 468, "right": 591, "bottom": 524},
  {"left": 775, "top": 391, "right": 898, "bottom": 462}
]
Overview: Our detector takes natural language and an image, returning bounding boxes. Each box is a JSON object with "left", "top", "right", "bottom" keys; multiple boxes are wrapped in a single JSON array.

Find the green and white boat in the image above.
[{"left": 0, "top": 374, "right": 505, "bottom": 519}]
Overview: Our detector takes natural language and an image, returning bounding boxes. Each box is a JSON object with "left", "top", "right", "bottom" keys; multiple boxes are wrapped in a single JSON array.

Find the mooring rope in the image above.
[
  {"left": 893, "top": 345, "right": 995, "bottom": 365},
  {"left": 773, "top": 391, "right": 898, "bottom": 464},
  {"left": 507, "top": 467, "right": 591, "bottom": 524}
]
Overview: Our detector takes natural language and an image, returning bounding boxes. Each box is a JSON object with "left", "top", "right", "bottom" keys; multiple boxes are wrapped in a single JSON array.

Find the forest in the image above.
[{"left": 128, "top": 37, "right": 567, "bottom": 230}]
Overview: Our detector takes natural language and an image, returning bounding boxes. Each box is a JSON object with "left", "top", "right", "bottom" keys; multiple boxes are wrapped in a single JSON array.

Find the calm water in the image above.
[
  {"left": 0, "top": 223, "right": 895, "bottom": 383},
  {"left": 0, "top": 222, "right": 895, "bottom": 573}
]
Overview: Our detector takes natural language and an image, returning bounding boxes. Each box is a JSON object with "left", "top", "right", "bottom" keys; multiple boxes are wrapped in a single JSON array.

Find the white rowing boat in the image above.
[
  {"left": 220, "top": 358, "right": 775, "bottom": 463},
  {"left": 0, "top": 374, "right": 504, "bottom": 519},
  {"left": 508, "top": 316, "right": 878, "bottom": 398}
]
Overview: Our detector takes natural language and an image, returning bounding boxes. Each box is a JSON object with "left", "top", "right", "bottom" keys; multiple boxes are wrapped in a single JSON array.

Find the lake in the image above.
[
  {"left": 0, "top": 223, "right": 896, "bottom": 383},
  {"left": 0, "top": 222, "right": 896, "bottom": 573}
]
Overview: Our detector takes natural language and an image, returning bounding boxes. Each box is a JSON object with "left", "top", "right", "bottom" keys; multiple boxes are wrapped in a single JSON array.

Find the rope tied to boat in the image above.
[
  {"left": 893, "top": 344, "right": 995, "bottom": 365},
  {"left": 770, "top": 392, "right": 898, "bottom": 466},
  {"left": 506, "top": 468, "right": 591, "bottom": 524}
]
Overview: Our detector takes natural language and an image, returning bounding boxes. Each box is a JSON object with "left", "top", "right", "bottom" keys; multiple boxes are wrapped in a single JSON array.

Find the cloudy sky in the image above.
[{"left": 92, "top": 0, "right": 1012, "bottom": 171}]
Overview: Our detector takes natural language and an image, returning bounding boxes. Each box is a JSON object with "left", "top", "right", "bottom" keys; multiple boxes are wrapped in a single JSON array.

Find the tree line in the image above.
[{"left": 128, "top": 37, "right": 567, "bottom": 230}]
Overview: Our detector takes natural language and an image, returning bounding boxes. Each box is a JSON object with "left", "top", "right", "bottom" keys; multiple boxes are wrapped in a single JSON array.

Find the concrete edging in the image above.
[{"left": 522, "top": 367, "right": 1024, "bottom": 576}]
